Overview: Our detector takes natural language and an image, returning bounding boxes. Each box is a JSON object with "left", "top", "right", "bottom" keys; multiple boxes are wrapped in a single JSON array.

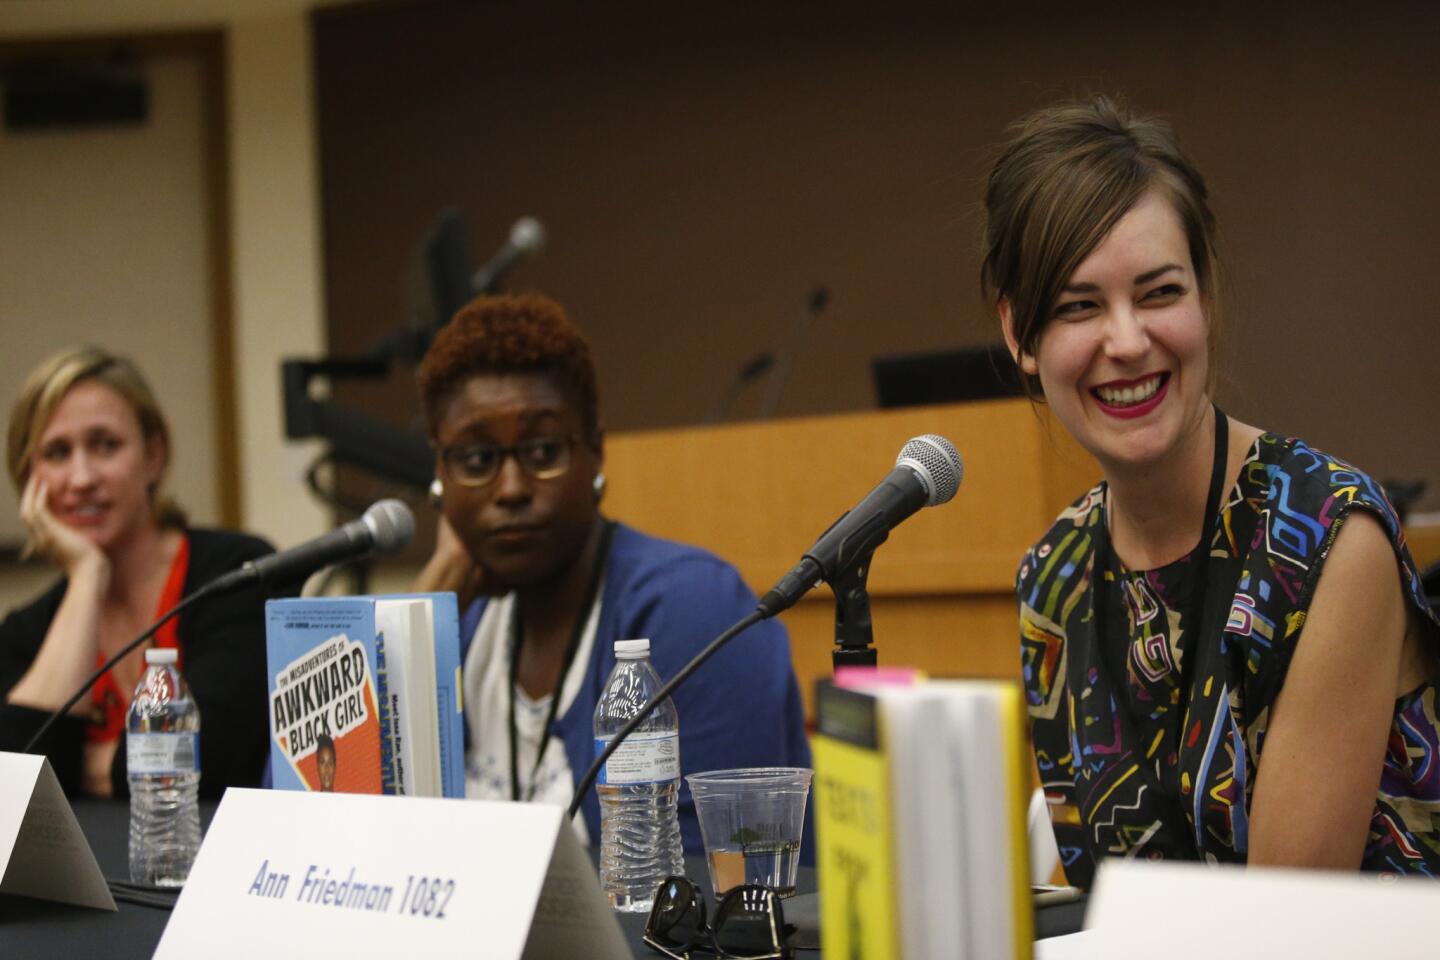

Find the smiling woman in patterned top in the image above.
[{"left": 983, "top": 96, "right": 1440, "bottom": 886}]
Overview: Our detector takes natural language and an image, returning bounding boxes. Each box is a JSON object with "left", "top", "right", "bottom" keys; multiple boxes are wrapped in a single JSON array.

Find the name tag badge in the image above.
[
  {"left": 0, "top": 752, "right": 115, "bottom": 911},
  {"left": 154, "top": 788, "right": 629, "bottom": 959}
]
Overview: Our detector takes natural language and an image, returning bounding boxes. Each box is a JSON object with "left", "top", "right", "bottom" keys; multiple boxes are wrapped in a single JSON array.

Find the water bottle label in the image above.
[
  {"left": 594, "top": 732, "right": 680, "bottom": 785},
  {"left": 127, "top": 732, "right": 200, "bottom": 775}
]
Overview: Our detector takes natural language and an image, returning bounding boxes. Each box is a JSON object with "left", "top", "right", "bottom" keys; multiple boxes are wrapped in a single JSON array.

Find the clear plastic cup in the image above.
[{"left": 686, "top": 767, "right": 812, "bottom": 898}]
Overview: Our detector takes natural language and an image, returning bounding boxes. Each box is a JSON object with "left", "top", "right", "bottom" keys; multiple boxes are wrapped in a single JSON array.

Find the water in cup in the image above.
[
  {"left": 707, "top": 834, "right": 802, "bottom": 897},
  {"left": 687, "top": 767, "right": 812, "bottom": 899}
]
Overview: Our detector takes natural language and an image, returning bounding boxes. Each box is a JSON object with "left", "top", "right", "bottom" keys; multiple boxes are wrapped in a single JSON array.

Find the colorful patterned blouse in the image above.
[{"left": 1018, "top": 433, "right": 1440, "bottom": 888}]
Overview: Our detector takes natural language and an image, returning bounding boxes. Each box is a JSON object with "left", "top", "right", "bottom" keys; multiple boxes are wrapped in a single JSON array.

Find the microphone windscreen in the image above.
[
  {"left": 509, "top": 216, "right": 546, "bottom": 254},
  {"left": 807, "top": 285, "right": 831, "bottom": 313},
  {"left": 364, "top": 499, "right": 416, "bottom": 554},
  {"left": 897, "top": 435, "right": 963, "bottom": 506}
]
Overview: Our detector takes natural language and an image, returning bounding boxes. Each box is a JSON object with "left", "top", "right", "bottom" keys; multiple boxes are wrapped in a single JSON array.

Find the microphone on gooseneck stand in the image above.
[
  {"left": 759, "top": 434, "right": 963, "bottom": 617},
  {"left": 566, "top": 436, "right": 964, "bottom": 824},
  {"left": 736, "top": 353, "right": 775, "bottom": 386},
  {"left": 20, "top": 500, "right": 417, "bottom": 756},
  {"left": 757, "top": 284, "right": 831, "bottom": 419},
  {"left": 708, "top": 351, "right": 775, "bottom": 423},
  {"left": 471, "top": 216, "right": 546, "bottom": 295},
  {"left": 206, "top": 499, "right": 415, "bottom": 595}
]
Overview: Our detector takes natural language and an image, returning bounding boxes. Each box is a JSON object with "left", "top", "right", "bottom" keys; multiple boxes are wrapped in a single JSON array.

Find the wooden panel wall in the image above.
[
  {"left": 602, "top": 399, "right": 1099, "bottom": 714},
  {"left": 314, "top": 0, "right": 1440, "bottom": 519}
]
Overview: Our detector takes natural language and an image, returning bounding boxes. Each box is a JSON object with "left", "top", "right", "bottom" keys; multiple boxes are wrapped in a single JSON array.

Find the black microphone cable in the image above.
[
  {"left": 567, "top": 434, "right": 963, "bottom": 823},
  {"left": 20, "top": 579, "right": 224, "bottom": 755},
  {"left": 20, "top": 499, "right": 414, "bottom": 757},
  {"left": 567, "top": 609, "right": 766, "bottom": 823},
  {"left": 106, "top": 875, "right": 183, "bottom": 910}
]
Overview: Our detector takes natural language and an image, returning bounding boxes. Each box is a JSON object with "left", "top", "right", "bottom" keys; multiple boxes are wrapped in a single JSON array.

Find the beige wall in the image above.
[
  {"left": 225, "top": 13, "right": 328, "bottom": 545},
  {"left": 0, "top": 55, "right": 221, "bottom": 547},
  {"left": 0, "top": 3, "right": 330, "bottom": 613}
]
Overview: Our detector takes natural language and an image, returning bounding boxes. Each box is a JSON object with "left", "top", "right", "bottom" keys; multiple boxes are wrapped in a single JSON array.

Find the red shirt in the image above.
[{"left": 86, "top": 534, "right": 191, "bottom": 743}]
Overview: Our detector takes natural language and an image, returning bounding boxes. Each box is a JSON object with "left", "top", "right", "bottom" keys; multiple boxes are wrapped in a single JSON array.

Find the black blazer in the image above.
[{"left": 0, "top": 528, "right": 279, "bottom": 799}]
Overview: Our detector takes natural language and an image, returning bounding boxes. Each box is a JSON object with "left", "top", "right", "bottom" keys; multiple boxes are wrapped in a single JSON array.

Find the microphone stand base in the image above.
[
  {"left": 832, "top": 647, "right": 878, "bottom": 670},
  {"left": 830, "top": 552, "right": 877, "bottom": 671}
]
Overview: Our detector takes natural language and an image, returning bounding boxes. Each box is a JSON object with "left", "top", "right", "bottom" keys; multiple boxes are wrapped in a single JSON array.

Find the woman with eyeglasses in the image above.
[
  {"left": 413, "top": 293, "right": 810, "bottom": 855},
  {"left": 989, "top": 97, "right": 1440, "bottom": 886}
]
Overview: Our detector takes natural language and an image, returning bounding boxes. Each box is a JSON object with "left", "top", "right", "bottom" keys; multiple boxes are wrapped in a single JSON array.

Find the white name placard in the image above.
[
  {"left": 0, "top": 751, "right": 115, "bottom": 911},
  {"left": 154, "top": 788, "right": 630, "bottom": 960},
  {"left": 1089, "top": 858, "right": 1440, "bottom": 958}
]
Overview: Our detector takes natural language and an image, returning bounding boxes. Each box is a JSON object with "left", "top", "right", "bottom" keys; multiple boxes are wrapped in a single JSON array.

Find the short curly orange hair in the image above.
[{"left": 418, "top": 293, "right": 600, "bottom": 439}]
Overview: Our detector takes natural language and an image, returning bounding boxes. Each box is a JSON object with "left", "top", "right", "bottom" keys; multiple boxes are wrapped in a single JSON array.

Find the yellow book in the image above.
[
  {"left": 813, "top": 681, "right": 899, "bottom": 960},
  {"left": 994, "top": 681, "right": 1036, "bottom": 956},
  {"left": 814, "top": 677, "right": 1034, "bottom": 960}
]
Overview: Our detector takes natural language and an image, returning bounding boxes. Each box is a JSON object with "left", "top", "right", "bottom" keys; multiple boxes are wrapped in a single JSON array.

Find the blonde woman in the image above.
[{"left": 2, "top": 347, "right": 274, "bottom": 797}]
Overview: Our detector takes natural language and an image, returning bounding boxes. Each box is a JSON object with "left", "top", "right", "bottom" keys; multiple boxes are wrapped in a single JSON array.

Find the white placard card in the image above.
[
  {"left": 0, "top": 751, "right": 116, "bottom": 910},
  {"left": 1089, "top": 858, "right": 1440, "bottom": 958},
  {"left": 154, "top": 788, "right": 630, "bottom": 960}
]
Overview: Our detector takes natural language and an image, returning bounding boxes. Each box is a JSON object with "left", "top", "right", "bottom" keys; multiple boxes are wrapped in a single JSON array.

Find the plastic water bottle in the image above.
[
  {"left": 593, "top": 638, "right": 684, "bottom": 912},
  {"left": 127, "top": 647, "right": 201, "bottom": 887}
]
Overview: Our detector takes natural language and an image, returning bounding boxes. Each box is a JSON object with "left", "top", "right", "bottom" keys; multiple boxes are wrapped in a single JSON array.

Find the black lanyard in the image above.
[
  {"left": 1091, "top": 405, "right": 1229, "bottom": 730},
  {"left": 506, "top": 519, "right": 615, "bottom": 803}
]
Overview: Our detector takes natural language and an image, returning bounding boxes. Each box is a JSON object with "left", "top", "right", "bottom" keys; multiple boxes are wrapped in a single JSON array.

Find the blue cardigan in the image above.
[{"left": 461, "top": 521, "right": 812, "bottom": 856}]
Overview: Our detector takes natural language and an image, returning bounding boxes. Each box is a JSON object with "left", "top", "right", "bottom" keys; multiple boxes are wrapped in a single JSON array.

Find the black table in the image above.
[{"left": 1, "top": 797, "right": 1084, "bottom": 957}]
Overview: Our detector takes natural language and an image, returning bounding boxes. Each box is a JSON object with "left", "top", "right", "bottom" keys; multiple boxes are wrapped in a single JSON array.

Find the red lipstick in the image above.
[{"left": 1090, "top": 373, "right": 1169, "bottom": 420}]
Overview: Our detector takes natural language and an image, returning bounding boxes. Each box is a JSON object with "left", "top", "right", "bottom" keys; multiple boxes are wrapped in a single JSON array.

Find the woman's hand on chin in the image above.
[
  {"left": 19, "top": 474, "right": 108, "bottom": 578},
  {"left": 415, "top": 514, "right": 485, "bottom": 611}
]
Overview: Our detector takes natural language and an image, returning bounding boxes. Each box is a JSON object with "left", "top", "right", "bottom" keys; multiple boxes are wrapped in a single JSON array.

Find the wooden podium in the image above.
[{"left": 603, "top": 399, "right": 1099, "bottom": 716}]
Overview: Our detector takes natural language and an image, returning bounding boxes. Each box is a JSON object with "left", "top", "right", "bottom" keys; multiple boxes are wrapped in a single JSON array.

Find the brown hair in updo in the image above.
[{"left": 981, "top": 95, "right": 1220, "bottom": 397}]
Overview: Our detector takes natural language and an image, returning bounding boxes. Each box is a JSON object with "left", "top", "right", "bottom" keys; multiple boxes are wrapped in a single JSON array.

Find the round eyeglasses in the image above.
[{"left": 436, "top": 434, "right": 580, "bottom": 487}]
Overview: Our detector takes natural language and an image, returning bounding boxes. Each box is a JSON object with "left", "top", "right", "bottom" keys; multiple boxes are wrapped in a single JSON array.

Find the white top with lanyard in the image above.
[{"left": 461, "top": 588, "right": 602, "bottom": 844}]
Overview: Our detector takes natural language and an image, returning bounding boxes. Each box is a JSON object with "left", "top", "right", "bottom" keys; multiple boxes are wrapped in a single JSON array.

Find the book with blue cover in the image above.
[
  {"left": 389, "top": 592, "right": 465, "bottom": 800},
  {"left": 265, "top": 594, "right": 463, "bottom": 797}
]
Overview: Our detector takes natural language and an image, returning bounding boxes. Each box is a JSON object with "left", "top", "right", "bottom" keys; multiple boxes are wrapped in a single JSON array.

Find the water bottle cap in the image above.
[
  {"left": 614, "top": 638, "right": 650, "bottom": 658},
  {"left": 145, "top": 647, "right": 178, "bottom": 665}
]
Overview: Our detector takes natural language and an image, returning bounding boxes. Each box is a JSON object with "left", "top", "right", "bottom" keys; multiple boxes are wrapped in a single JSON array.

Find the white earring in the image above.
[
  {"left": 428, "top": 477, "right": 443, "bottom": 507},
  {"left": 592, "top": 473, "right": 607, "bottom": 501}
]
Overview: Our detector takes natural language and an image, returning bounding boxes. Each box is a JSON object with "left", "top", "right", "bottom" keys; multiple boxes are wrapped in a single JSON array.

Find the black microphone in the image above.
[
  {"left": 708, "top": 351, "right": 775, "bottom": 422},
  {"left": 208, "top": 499, "right": 416, "bottom": 594},
  {"left": 737, "top": 352, "right": 775, "bottom": 383},
  {"left": 805, "top": 285, "right": 830, "bottom": 314},
  {"left": 570, "top": 436, "right": 961, "bottom": 824},
  {"left": 757, "top": 284, "right": 831, "bottom": 419},
  {"left": 758, "top": 435, "right": 963, "bottom": 616},
  {"left": 471, "top": 216, "right": 546, "bottom": 294},
  {"left": 20, "top": 500, "right": 415, "bottom": 756}
]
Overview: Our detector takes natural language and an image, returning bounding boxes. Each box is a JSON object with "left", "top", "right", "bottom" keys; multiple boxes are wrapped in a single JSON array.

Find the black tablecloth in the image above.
[{"left": 0, "top": 797, "right": 1085, "bottom": 956}]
